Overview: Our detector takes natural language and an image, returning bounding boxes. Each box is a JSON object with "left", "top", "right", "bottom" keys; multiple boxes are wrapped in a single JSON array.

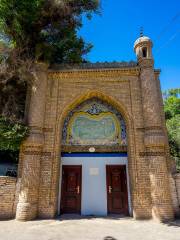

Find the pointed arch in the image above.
[
  {"left": 58, "top": 90, "right": 132, "bottom": 138},
  {"left": 61, "top": 97, "right": 127, "bottom": 146},
  {"left": 52, "top": 90, "right": 135, "bottom": 217}
]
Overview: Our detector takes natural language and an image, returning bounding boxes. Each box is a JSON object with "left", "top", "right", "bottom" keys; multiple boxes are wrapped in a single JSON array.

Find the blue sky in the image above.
[{"left": 79, "top": 0, "right": 180, "bottom": 91}]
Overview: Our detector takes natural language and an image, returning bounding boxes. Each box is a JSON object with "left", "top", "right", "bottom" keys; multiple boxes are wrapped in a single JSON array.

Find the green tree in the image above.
[
  {"left": 163, "top": 88, "right": 180, "bottom": 171},
  {"left": 0, "top": 0, "right": 100, "bottom": 120},
  {"left": 0, "top": 117, "right": 28, "bottom": 151},
  {"left": 0, "top": 0, "right": 100, "bottom": 164},
  {"left": 0, "top": 0, "right": 99, "bottom": 64},
  {"left": 0, "top": 116, "right": 28, "bottom": 163}
]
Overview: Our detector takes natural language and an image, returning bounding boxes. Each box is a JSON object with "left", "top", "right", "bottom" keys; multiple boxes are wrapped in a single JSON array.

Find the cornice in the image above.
[
  {"left": 48, "top": 67, "right": 140, "bottom": 79},
  {"left": 50, "top": 61, "right": 137, "bottom": 70}
]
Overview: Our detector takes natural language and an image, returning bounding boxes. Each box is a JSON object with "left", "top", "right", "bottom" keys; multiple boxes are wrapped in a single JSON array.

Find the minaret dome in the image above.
[{"left": 134, "top": 35, "right": 153, "bottom": 60}]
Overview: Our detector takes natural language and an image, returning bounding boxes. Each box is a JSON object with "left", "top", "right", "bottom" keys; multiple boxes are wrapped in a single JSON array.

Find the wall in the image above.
[
  {"left": 16, "top": 64, "right": 174, "bottom": 221},
  {"left": 175, "top": 174, "right": 180, "bottom": 207},
  {"left": 0, "top": 177, "right": 17, "bottom": 219},
  {"left": 171, "top": 173, "right": 180, "bottom": 216},
  {"left": 38, "top": 67, "right": 153, "bottom": 219},
  {"left": 0, "top": 64, "right": 178, "bottom": 221}
]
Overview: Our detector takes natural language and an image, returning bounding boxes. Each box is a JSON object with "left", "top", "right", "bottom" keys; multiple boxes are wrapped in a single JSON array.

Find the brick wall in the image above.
[
  {"left": 170, "top": 173, "right": 180, "bottom": 216},
  {"left": 175, "top": 174, "right": 180, "bottom": 213},
  {"left": 14, "top": 64, "right": 175, "bottom": 221},
  {"left": 0, "top": 177, "right": 17, "bottom": 219}
]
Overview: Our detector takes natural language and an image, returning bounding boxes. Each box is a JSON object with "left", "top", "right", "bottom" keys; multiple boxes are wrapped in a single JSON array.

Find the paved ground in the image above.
[{"left": 0, "top": 215, "right": 180, "bottom": 240}]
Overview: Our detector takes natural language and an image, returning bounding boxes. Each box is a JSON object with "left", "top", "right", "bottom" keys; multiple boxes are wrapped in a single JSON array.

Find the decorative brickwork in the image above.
[{"left": 139, "top": 152, "right": 165, "bottom": 157}]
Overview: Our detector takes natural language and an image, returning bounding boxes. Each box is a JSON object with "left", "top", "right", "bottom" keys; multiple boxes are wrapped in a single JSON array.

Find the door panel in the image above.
[
  {"left": 61, "top": 165, "right": 81, "bottom": 214},
  {"left": 106, "top": 165, "right": 128, "bottom": 215}
]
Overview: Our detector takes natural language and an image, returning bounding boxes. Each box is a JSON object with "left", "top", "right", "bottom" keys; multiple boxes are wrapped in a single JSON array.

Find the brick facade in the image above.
[
  {"left": 0, "top": 177, "right": 20, "bottom": 219},
  {"left": 0, "top": 36, "right": 179, "bottom": 221}
]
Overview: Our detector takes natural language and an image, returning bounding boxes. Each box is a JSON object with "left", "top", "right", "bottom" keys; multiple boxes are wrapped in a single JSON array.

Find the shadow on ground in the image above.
[
  {"left": 163, "top": 219, "right": 180, "bottom": 228},
  {"left": 56, "top": 214, "right": 132, "bottom": 221},
  {"left": 55, "top": 214, "right": 180, "bottom": 231},
  {"left": 104, "top": 237, "right": 118, "bottom": 240}
]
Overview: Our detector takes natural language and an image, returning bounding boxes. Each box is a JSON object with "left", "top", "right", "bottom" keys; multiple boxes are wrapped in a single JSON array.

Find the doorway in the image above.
[
  {"left": 59, "top": 153, "right": 131, "bottom": 216},
  {"left": 106, "top": 165, "right": 129, "bottom": 215},
  {"left": 60, "top": 165, "right": 82, "bottom": 214}
]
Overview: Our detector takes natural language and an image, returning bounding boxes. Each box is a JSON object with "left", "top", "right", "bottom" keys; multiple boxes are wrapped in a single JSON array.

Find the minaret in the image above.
[
  {"left": 134, "top": 33, "right": 161, "bottom": 127},
  {"left": 134, "top": 33, "right": 174, "bottom": 221}
]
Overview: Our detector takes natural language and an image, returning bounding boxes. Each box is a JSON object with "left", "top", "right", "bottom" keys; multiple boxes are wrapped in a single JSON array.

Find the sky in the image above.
[{"left": 78, "top": 0, "right": 180, "bottom": 91}]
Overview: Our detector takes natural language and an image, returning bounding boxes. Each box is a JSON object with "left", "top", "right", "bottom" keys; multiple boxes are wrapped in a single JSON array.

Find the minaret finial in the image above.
[{"left": 140, "top": 27, "right": 144, "bottom": 37}]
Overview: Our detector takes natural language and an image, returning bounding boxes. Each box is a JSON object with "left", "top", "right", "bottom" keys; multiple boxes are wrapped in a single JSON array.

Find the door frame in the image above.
[{"left": 60, "top": 165, "right": 82, "bottom": 214}]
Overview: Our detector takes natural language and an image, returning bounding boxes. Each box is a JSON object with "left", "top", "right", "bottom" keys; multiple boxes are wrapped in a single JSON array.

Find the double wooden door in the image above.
[
  {"left": 106, "top": 165, "right": 129, "bottom": 215},
  {"left": 60, "top": 164, "right": 128, "bottom": 215},
  {"left": 60, "top": 165, "right": 82, "bottom": 214}
]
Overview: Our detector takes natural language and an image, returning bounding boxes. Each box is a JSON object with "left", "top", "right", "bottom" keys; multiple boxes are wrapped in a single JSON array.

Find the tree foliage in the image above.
[
  {"left": 0, "top": 0, "right": 100, "bottom": 120},
  {"left": 163, "top": 88, "right": 180, "bottom": 171},
  {"left": 0, "top": 116, "right": 28, "bottom": 163},
  {"left": 0, "top": 0, "right": 99, "bottom": 64},
  {"left": 0, "top": 0, "right": 100, "bottom": 163},
  {"left": 0, "top": 117, "right": 28, "bottom": 151}
]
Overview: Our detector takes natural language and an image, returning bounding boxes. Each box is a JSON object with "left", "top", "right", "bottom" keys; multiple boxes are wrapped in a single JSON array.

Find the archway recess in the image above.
[
  {"left": 61, "top": 97, "right": 127, "bottom": 152},
  {"left": 58, "top": 96, "right": 132, "bottom": 216}
]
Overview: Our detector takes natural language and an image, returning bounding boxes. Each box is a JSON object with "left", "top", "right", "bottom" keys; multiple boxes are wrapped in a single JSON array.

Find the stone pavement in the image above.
[{"left": 0, "top": 216, "right": 180, "bottom": 240}]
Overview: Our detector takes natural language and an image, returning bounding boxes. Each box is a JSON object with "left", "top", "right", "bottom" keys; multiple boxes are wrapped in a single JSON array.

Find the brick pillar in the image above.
[
  {"left": 16, "top": 63, "right": 48, "bottom": 221},
  {"left": 140, "top": 58, "right": 174, "bottom": 221}
]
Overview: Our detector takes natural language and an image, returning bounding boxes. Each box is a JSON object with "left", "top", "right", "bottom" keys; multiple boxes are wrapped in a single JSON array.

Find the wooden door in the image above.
[
  {"left": 61, "top": 165, "right": 82, "bottom": 214},
  {"left": 106, "top": 165, "right": 129, "bottom": 215}
]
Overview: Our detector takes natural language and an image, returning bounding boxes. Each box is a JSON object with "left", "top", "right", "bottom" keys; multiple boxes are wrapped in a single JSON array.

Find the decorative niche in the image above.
[{"left": 62, "top": 98, "right": 127, "bottom": 147}]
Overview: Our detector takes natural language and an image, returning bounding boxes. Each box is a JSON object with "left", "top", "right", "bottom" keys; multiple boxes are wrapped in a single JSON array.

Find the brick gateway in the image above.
[{"left": 1, "top": 35, "right": 180, "bottom": 221}]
